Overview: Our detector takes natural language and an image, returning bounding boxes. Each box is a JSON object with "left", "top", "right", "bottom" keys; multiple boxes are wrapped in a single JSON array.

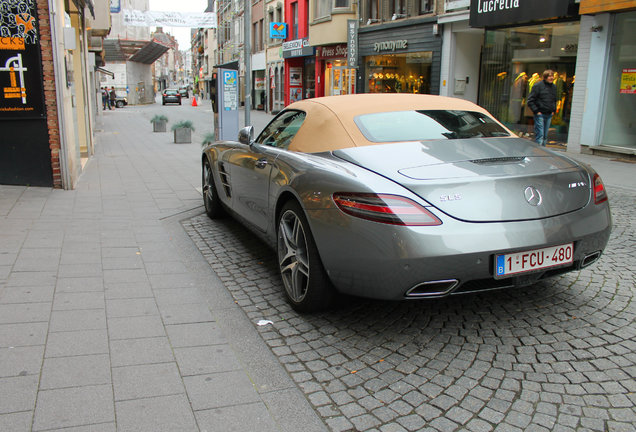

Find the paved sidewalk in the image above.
[{"left": 0, "top": 104, "right": 325, "bottom": 431}]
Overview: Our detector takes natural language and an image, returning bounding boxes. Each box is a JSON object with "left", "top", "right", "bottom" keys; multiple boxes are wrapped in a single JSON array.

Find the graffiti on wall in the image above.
[{"left": 0, "top": 0, "right": 45, "bottom": 117}]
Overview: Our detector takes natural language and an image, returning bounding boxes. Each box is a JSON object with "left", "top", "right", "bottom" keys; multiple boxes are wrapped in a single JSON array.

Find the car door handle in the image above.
[{"left": 255, "top": 159, "right": 268, "bottom": 169}]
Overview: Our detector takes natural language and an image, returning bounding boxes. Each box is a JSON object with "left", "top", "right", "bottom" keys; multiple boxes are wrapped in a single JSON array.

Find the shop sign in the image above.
[
  {"left": 374, "top": 40, "right": 408, "bottom": 53},
  {"left": 620, "top": 68, "right": 636, "bottom": 94},
  {"left": 347, "top": 20, "right": 358, "bottom": 68},
  {"left": 270, "top": 22, "right": 287, "bottom": 39},
  {"left": 282, "top": 38, "right": 315, "bottom": 58},
  {"left": 317, "top": 44, "right": 348, "bottom": 59},
  {"left": 469, "top": 0, "right": 574, "bottom": 28},
  {"left": 110, "top": 0, "right": 121, "bottom": 13},
  {"left": 0, "top": 1, "right": 45, "bottom": 118}
]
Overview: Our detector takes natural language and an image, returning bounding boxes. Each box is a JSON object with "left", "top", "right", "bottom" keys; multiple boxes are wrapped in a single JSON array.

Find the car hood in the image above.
[{"left": 332, "top": 138, "right": 592, "bottom": 222}]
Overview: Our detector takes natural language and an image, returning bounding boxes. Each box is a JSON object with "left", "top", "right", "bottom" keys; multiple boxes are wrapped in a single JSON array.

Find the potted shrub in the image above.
[
  {"left": 172, "top": 120, "right": 194, "bottom": 143},
  {"left": 150, "top": 115, "right": 168, "bottom": 132}
]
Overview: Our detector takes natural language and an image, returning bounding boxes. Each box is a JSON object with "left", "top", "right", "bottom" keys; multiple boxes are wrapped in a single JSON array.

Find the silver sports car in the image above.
[{"left": 202, "top": 94, "right": 612, "bottom": 312}]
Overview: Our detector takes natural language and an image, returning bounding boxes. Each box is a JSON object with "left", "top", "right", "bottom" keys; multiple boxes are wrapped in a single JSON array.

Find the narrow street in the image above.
[{"left": 0, "top": 100, "right": 635, "bottom": 431}]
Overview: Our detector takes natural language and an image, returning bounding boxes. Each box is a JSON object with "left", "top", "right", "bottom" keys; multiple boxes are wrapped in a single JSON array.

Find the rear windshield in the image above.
[{"left": 354, "top": 110, "right": 511, "bottom": 142}]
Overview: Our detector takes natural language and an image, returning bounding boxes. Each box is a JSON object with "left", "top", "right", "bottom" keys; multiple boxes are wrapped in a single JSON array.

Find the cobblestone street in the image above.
[{"left": 183, "top": 187, "right": 636, "bottom": 432}]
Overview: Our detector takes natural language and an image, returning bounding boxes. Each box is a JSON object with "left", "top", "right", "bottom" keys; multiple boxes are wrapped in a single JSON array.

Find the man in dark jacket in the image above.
[{"left": 526, "top": 69, "right": 556, "bottom": 146}]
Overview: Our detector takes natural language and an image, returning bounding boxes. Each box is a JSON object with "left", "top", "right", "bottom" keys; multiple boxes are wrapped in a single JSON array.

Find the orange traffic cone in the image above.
[{"left": 191, "top": 96, "right": 197, "bottom": 107}]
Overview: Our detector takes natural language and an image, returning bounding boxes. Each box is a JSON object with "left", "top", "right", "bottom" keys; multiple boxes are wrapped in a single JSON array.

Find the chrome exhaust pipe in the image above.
[
  {"left": 581, "top": 251, "right": 601, "bottom": 268},
  {"left": 406, "top": 279, "right": 459, "bottom": 297}
]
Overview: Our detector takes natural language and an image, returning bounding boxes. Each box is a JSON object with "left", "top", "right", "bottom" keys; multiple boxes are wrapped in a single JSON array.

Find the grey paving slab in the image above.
[
  {"left": 174, "top": 345, "right": 243, "bottom": 376},
  {"left": 0, "top": 375, "right": 39, "bottom": 414},
  {"left": 165, "top": 322, "right": 227, "bottom": 347},
  {"left": 0, "top": 302, "right": 51, "bottom": 324},
  {"left": 112, "top": 362, "right": 184, "bottom": 401},
  {"left": 52, "top": 292, "right": 105, "bottom": 311},
  {"left": 57, "top": 263, "right": 103, "bottom": 278},
  {"left": 32, "top": 384, "right": 114, "bottom": 431},
  {"left": 55, "top": 276, "right": 104, "bottom": 293},
  {"left": 104, "top": 282, "right": 154, "bottom": 299},
  {"left": 158, "top": 302, "right": 214, "bottom": 324},
  {"left": 183, "top": 371, "right": 262, "bottom": 410},
  {"left": 5, "top": 271, "right": 56, "bottom": 287},
  {"left": 115, "top": 394, "right": 197, "bottom": 432},
  {"left": 0, "top": 285, "right": 55, "bottom": 303},
  {"left": 0, "top": 346, "right": 44, "bottom": 378},
  {"left": 0, "top": 411, "right": 32, "bottom": 432},
  {"left": 13, "top": 248, "right": 60, "bottom": 272},
  {"left": 39, "top": 422, "right": 116, "bottom": 432},
  {"left": 107, "top": 315, "right": 166, "bottom": 340},
  {"left": 49, "top": 309, "right": 107, "bottom": 332},
  {"left": 105, "top": 298, "right": 159, "bottom": 318},
  {"left": 153, "top": 286, "right": 205, "bottom": 306},
  {"left": 40, "top": 354, "right": 111, "bottom": 390},
  {"left": 109, "top": 337, "right": 174, "bottom": 367},
  {"left": 44, "top": 329, "right": 109, "bottom": 358},
  {"left": 0, "top": 322, "right": 48, "bottom": 347},
  {"left": 195, "top": 402, "right": 280, "bottom": 432}
]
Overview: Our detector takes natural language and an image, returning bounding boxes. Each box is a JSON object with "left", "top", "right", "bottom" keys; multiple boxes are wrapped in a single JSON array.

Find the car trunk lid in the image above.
[{"left": 332, "top": 138, "right": 591, "bottom": 222}]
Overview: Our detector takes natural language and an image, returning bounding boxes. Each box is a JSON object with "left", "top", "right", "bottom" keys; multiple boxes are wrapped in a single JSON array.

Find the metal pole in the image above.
[{"left": 244, "top": 0, "right": 251, "bottom": 126}]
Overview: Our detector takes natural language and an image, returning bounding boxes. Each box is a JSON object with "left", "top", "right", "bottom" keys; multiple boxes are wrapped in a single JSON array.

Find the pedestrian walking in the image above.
[
  {"left": 101, "top": 87, "right": 110, "bottom": 110},
  {"left": 526, "top": 69, "right": 557, "bottom": 146},
  {"left": 109, "top": 87, "right": 117, "bottom": 109}
]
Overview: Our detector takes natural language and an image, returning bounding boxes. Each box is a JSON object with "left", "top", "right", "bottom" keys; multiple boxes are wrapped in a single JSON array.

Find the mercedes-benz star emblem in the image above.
[{"left": 524, "top": 186, "right": 543, "bottom": 206}]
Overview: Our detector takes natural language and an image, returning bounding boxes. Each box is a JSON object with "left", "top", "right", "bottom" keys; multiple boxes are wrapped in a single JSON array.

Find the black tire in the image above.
[
  {"left": 202, "top": 158, "right": 225, "bottom": 219},
  {"left": 277, "top": 200, "right": 336, "bottom": 312},
  {"left": 116, "top": 100, "right": 124, "bottom": 108}
]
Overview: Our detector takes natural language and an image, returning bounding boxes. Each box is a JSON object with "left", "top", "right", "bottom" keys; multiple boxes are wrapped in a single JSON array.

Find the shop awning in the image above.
[
  {"left": 129, "top": 40, "right": 170, "bottom": 64},
  {"left": 96, "top": 67, "right": 114, "bottom": 78},
  {"left": 103, "top": 39, "right": 170, "bottom": 64}
]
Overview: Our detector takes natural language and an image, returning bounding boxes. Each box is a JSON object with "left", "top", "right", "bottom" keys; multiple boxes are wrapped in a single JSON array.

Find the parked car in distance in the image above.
[
  {"left": 201, "top": 93, "right": 612, "bottom": 312},
  {"left": 162, "top": 89, "right": 181, "bottom": 105},
  {"left": 114, "top": 96, "right": 127, "bottom": 108},
  {"left": 179, "top": 86, "right": 189, "bottom": 98}
]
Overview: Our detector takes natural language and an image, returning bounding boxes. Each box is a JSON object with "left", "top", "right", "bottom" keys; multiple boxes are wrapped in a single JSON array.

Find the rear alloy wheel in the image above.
[
  {"left": 202, "top": 158, "right": 224, "bottom": 219},
  {"left": 277, "top": 201, "right": 335, "bottom": 312}
]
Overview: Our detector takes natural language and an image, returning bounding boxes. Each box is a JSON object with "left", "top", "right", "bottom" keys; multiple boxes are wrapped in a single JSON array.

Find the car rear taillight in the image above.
[
  {"left": 333, "top": 193, "right": 442, "bottom": 226},
  {"left": 593, "top": 173, "right": 608, "bottom": 204}
]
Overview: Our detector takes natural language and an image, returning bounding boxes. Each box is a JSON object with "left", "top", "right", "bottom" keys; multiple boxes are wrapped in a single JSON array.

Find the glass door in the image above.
[{"left": 327, "top": 60, "right": 356, "bottom": 96}]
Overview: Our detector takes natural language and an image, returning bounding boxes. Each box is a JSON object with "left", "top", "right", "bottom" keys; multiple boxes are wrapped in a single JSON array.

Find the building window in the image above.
[
  {"left": 292, "top": 1, "right": 298, "bottom": 39},
  {"left": 334, "top": 0, "right": 349, "bottom": 8},
  {"left": 420, "top": 0, "right": 432, "bottom": 14},
  {"left": 315, "top": 0, "right": 330, "bottom": 19},
  {"left": 392, "top": 0, "right": 406, "bottom": 15},
  {"left": 368, "top": 0, "right": 379, "bottom": 20}
]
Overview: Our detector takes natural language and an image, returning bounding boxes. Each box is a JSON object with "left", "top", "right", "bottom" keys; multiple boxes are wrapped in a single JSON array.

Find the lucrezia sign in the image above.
[{"left": 475, "top": 0, "right": 520, "bottom": 13}]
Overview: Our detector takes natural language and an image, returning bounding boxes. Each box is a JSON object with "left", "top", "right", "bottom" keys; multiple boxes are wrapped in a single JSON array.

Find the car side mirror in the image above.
[{"left": 238, "top": 126, "right": 254, "bottom": 145}]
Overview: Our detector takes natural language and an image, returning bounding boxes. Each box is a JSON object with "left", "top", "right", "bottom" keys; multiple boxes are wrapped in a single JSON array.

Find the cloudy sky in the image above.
[{"left": 149, "top": 0, "right": 209, "bottom": 48}]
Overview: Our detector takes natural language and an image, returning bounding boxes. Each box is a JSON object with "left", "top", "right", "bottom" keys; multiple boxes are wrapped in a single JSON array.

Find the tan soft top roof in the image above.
[{"left": 285, "top": 94, "right": 510, "bottom": 153}]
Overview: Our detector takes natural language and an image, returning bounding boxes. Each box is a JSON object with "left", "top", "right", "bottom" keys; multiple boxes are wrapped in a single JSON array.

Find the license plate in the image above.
[{"left": 495, "top": 243, "right": 573, "bottom": 278}]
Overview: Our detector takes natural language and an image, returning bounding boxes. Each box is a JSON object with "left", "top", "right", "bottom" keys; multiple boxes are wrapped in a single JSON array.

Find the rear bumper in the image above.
[{"left": 308, "top": 203, "right": 612, "bottom": 300}]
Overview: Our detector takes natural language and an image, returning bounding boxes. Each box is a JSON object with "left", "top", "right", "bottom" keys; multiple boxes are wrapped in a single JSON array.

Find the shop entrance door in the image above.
[{"left": 327, "top": 61, "right": 356, "bottom": 96}]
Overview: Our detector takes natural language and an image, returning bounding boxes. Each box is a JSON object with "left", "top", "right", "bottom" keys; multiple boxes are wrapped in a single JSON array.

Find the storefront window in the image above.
[
  {"left": 600, "top": 11, "right": 636, "bottom": 150},
  {"left": 364, "top": 52, "right": 432, "bottom": 94},
  {"left": 479, "top": 22, "right": 579, "bottom": 144}
]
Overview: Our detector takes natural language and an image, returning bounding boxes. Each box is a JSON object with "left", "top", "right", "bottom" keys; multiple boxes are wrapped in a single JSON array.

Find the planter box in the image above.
[
  {"left": 152, "top": 121, "right": 167, "bottom": 132},
  {"left": 173, "top": 128, "right": 192, "bottom": 143}
]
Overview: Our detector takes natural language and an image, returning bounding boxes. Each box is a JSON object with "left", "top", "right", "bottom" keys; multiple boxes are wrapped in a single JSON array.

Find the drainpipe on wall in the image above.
[{"left": 48, "top": 0, "right": 72, "bottom": 189}]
